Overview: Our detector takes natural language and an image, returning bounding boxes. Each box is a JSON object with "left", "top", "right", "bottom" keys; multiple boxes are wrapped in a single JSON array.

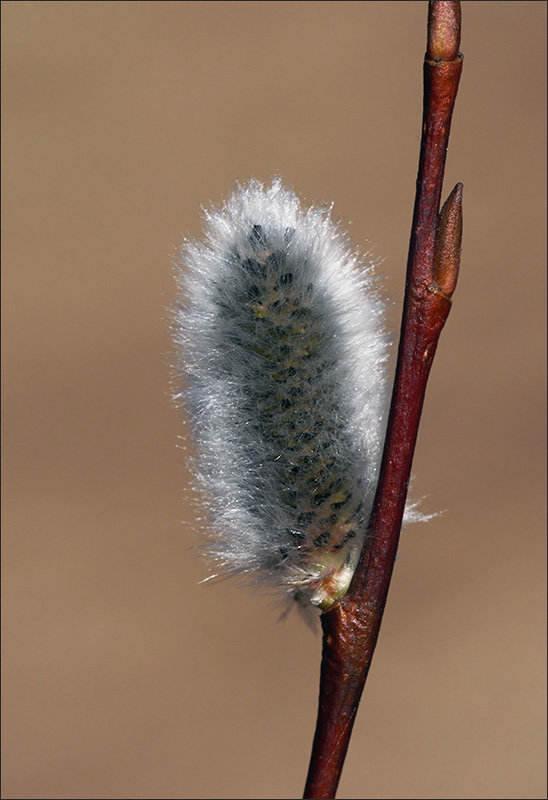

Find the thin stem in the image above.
[{"left": 303, "top": 3, "right": 463, "bottom": 798}]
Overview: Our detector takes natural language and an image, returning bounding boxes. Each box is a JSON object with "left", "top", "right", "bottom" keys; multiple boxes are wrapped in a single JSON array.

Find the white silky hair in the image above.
[{"left": 172, "top": 178, "right": 397, "bottom": 609}]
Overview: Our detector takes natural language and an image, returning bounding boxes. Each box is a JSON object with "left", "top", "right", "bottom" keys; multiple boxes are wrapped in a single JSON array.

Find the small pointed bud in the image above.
[
  {"left": 432, "top": 182, "right": 462, "bottom": 298},
  {"left": 427, "top": 1, "right": 461, "bottom": 62}
]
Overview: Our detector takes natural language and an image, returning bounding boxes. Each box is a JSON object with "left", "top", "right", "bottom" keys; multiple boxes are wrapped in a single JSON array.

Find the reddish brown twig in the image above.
[{"left": 303, "top": 3, "right": 463, "bottom": 798}]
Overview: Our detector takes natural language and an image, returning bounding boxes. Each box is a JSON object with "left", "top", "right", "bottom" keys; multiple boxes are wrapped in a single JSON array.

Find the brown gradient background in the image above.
[{"left": 2, "top": 2, "right": 546, "bottom": 798}]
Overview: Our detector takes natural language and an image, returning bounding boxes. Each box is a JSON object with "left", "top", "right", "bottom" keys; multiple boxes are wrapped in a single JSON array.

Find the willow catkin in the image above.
[{"left": 172, "top": 178, "right": 391, "bottom": 611}]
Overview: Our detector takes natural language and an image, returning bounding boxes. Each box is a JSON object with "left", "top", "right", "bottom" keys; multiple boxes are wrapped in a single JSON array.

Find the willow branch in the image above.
[{"left": 303, "top": 3, "right": 463, "bottom": 798}]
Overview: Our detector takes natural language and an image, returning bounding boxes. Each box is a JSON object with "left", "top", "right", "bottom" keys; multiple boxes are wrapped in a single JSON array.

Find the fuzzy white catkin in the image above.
[{"left": 172, "top": 178, "right": 392, "bottom": 611}]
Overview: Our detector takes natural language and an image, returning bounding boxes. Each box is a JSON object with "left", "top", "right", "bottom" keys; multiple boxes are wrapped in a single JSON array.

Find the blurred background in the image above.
[{"left": 2, "top": 2, "right": 546, "bottom": 798}]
